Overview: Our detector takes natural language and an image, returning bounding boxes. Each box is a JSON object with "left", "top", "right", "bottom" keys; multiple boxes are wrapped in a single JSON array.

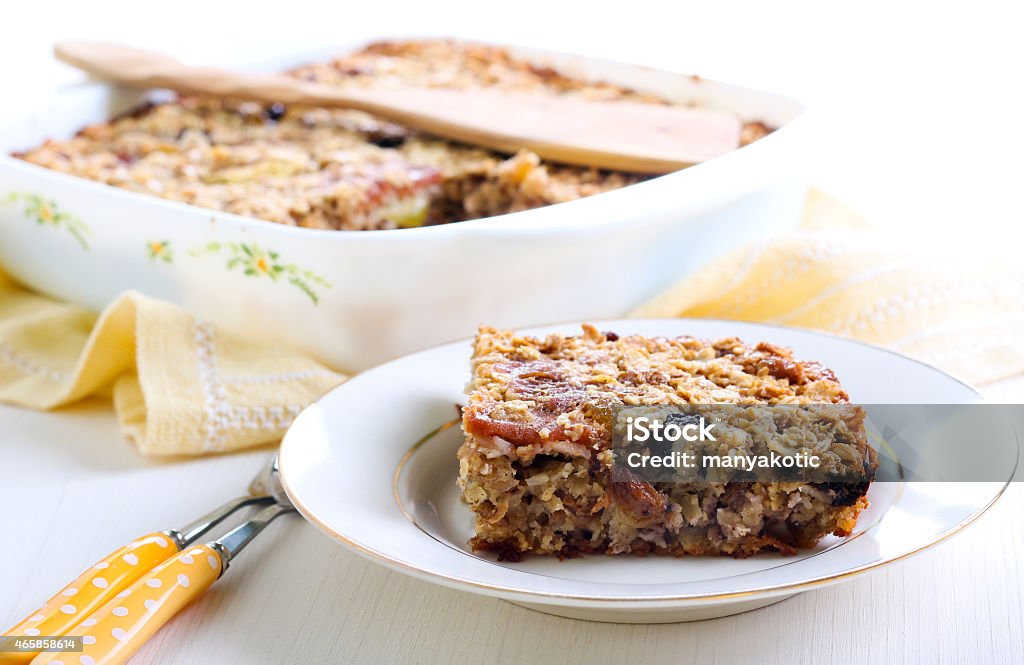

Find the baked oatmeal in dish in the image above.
[
  {"left": 16, "top": 40, "right": 772, "bottom": 231},
  {"left": 458, "top": 325, "right": 876, "bottom": 560}
]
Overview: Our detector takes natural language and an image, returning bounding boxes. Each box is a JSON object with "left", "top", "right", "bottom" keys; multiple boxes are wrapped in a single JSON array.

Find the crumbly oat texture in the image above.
[
  {"left": 17, "top": 40, "right": 771, "bottom": 231},
  {"left": 458, "top": 325, "right": 876, "bottom": 560}
]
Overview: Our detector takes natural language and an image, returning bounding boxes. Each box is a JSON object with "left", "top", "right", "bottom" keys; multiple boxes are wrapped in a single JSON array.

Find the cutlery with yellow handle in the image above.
[
  {"left": 29, "top": 456, "right": 293, "bottom": 665},
  {"left": 1, "top": 459, "right": 278, "bottom": 664}
]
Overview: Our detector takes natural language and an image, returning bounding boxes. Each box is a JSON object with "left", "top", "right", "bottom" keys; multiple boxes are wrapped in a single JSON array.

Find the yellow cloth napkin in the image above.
[
  {"left": 634, "top": 189, "right": 1024, "bottom": 385},
  {"left": 0, "top": 274, "right": 345, "bottom": 455},
  {"left": 0, "top": 189, "right": 1020, "bottom": 455}
]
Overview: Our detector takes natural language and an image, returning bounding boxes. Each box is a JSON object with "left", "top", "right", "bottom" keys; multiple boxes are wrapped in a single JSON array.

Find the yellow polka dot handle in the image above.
[
  {"left": 1, "top": 533, "right": 179, "bottom": 665},
  {"left": 29, "top": 546, "right": 222, "bottom": 665}
]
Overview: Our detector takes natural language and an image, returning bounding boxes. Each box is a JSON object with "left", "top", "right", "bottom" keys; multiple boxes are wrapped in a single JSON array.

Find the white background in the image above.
[{"left": 1, "top": 0, "right": 1022, "bottom": 235}]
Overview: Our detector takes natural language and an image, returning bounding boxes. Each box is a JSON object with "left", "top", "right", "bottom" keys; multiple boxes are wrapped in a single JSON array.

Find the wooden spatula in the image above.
[{"left": 54, "top": 40, "right": 741, "bottom": 174}]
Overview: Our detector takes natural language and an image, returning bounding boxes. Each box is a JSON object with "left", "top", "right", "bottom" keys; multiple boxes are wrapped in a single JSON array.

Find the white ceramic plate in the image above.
[{"left": 278, "top": 319, "right": 1011, "bottom": 623}]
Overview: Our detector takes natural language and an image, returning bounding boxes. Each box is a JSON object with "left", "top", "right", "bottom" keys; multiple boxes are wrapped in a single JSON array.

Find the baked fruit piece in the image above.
[{"left": 457, "top": 325, "right": 877, "bottom": 561}]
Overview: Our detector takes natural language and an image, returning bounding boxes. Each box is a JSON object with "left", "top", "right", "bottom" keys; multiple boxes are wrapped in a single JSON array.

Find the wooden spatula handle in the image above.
[{"left": 54, "top": 40, "right": 742, "bottom": 174}]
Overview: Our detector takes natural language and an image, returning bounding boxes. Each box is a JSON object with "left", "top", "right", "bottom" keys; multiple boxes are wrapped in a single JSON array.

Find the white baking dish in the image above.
[{"left": 0, "top": 39, "right": 808, "bottom": 372}]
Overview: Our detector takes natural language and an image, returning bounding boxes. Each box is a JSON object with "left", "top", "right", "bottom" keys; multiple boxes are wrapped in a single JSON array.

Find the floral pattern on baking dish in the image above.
[
  {"left": 190, "top": 241, "right": 331, "bottom": 304},
  {"left": 3, "top": 192, "right": 329, "bottom": 305},
  {"left": 5, "top": 192, "right": 92, "bottom": 250},
  {"left": 146, "top": 240, "right": 174, "bottom": 263}
]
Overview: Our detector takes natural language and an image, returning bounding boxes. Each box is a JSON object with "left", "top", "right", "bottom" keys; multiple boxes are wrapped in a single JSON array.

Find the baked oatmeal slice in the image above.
[{"left": 458, "top": 325, "right": 876, "bottom": 560}]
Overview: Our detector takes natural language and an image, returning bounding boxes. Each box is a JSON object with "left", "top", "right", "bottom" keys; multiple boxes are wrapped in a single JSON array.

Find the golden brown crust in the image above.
[{"left": 463, "top": 324, "right": 851, "bottom": 450}]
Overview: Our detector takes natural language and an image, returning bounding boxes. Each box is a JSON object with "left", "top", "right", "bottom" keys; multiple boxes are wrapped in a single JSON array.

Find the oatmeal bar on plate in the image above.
[{"left": 458, "top": 325, "right": 877, "bottom": 560}]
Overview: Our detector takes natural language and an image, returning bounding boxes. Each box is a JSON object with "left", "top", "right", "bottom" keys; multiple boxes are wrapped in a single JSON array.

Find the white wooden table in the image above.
[{"left": 2, "top": 383, "right": 1023, "bottom": 665}]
